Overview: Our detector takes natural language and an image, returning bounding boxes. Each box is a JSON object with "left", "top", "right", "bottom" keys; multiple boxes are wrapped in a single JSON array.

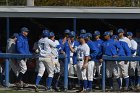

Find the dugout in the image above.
[{"left": 0, "top": 6, "right": 140, "bottom": 84}]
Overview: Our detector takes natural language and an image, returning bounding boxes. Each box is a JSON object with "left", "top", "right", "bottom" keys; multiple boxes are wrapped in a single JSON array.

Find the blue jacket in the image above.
[
  {"left": 102, "top": 39, "right": 117, "bottom": 56},
  {"left": 113, "top": 40, "right": 126, "bottom": 56},
  {"left": 93, "top": 39, "right": 104, "bottom": 59},
  {"left": 63, "top": 40, "right": 79, "bottom": 64},
  {"left": 119, "top": 41, "right": 131, "bottom": 56},
  {"left": 87, "top": 40, "right": 99, "bottom": 60},
  {"left": 16, "top": 34, "right": 30, "bottom": 54}
]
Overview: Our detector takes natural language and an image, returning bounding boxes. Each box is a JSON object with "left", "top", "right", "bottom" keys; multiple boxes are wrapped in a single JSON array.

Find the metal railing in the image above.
[
  {"left": 102, "top": 55, "right": 140, "bottom": 92},
  {"left": 0, "top": 53, "right": 140, "bottom": 92},
  {"left": 0, "top": 0, "right": 140, "bottom": 7}
]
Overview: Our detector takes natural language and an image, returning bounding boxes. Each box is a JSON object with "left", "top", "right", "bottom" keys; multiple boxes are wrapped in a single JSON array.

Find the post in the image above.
[
  {"left": 102, "top": 60, "right": 106, "bottom": 92},
  {"left": 5, "top": 17, "right": 10, "bottom": 87},
  {"left": 73, "top": 18, "right": 76, "bottom": 34},
  {"left": 64, "top": 55, "right": 68, "bottom": 91},
  {"left": 27, "top": 0, "right": 34, "bottom": 6}
]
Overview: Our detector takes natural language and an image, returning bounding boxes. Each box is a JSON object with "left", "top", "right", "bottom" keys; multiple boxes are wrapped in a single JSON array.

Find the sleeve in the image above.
[
  {"left": 89, "top": 43, "right": 99, "bottom": 59},
  {"left": 6, "top": 40, "right": 12, "bottom": 53},
  {"left": 84, "top": 45, "right": 90, "bottom": 57},
  {"left": 16, "top": 37, "right": 26, "bottom": 54},
  {"left": 114, "top": 41, "right": 123, "bottom": 56},
  {"left": 48, "top": 39, "right": 57, "bottom": 48},
  {"left": 124, "top": 43, "right": 131, "bottom": 56},
  {"left": 131, "top": 40, "right": 138, "bottom": 54}
]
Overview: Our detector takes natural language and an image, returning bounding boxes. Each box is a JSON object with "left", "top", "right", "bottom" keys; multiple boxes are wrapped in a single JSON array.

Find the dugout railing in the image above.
[
  {"left": 102, "top": 55, "right": 140, "bottom": 92},
  {"left": 0, "top": 53, "right": 140, "bottom": 92}
]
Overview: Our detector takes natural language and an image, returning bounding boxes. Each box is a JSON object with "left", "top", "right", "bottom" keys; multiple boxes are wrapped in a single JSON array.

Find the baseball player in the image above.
[
  {"left": 16, "top": 27, "right": 31, "bottom": 87},
  {"left": 49, "top": 32, "right": 61, "bottom": 91},
  {"left": 6, "top": 33, "right": 19, "bottom": 78},
  {"left": 112, "top": 35, "right": 131, "bottom": 91},
  {"left": 127, "top": 32, "right": 138, "bottom": 90},
  {"left": 101, "top": 32, "right": 122, "bottom": 91},
  {"left": 67, "top": 31, "right": 79, "bottom": 89},
  {"left": 93, "top": 31, "right": 104, "bottom": 88},
  {"left": 84, "top": 33, "right": 98, "bottom": 92},
  {"left": 35, "top": 30, "right": 58, "bottom": 92},
  {"left": 117, "top": 28, "right": 132, "bottom": 91},
  {"left": 68, "top": 34, "right": 90, "bottom": 92}
]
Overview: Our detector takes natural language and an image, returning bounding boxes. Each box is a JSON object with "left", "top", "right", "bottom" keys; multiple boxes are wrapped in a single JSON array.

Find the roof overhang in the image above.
[{"left": 0, "top": 6, "right": 140, "bottom": 19}]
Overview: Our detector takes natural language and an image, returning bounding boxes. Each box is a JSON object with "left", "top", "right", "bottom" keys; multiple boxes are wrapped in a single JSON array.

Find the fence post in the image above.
[
  {"left": 73, "top": 18, "right": 76, "bottom": 34},
  {"left": 64, "top": 55, "right": 68, "bottom": 91},
  {"left": 5, "top": 59, "right": 9, "bottom": 87},
  {"left": 5, "top": 17, "right": 10, "bottom": 87},
  {"left": 102, "top": 60, "right": 106, "bottom": 92}
]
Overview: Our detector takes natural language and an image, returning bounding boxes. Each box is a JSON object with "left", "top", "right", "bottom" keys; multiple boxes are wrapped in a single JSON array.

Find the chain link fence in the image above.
[{"left": 0, "top": 0, "right": 140, "bottom": 7}]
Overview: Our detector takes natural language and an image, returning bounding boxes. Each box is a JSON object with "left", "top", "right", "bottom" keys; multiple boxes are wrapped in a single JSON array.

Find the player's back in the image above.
[{"left": 38, "top": 37, "right": 52, "bottom": 57}]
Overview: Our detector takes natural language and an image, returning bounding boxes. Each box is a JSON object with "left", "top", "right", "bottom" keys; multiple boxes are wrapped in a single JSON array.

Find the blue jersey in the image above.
[
  {"left": 63, "top": 40, "right": 79, "bottom": 64},
  {"left": 16, "top": 34, "right": 30, "bottom": 54},
  {"left": 119, "top": 41, "right": 131, "bottom": 56},
  {"left": 102, "top": 39, "right": 117, "bottom": 56},
  {"left": 87, "top": 40, "right": 98, "bottom": 60},
  {"left": 93, "top": 39, "right": 104, "bottom": 59}
]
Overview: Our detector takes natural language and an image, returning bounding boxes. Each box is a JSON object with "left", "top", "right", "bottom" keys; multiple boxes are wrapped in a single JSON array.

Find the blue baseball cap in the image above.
[
  {"left": 117, "top": 28, "right": 124, "bottom": 33},
  {"left": 93, "top": 30, "right": 100, "bottom": 36},
  {"left": 64, "top": 29, "right": 70, "bottom": 34},
  {"left": 69, "top": 31, "right": 75, "bottom": 37},
  {"left": 21, "top": 27, "right": 29, "bottom": 32},
  {"left": 13, "top": 33, "right": 19, "bottom": 38},
  {"left": 42, "top": 29, "right": 50, "bottom": 37},
  {"left": 112, "top": 35, "right": 118, "bottom": 39},
  {"left": 127, "top": 32, "right": 133, "bottom": 36},
  {"left": 85, "top": 33, "right": 92, "bottom": 38},
  {"left": 80, "top": 29, "right": 86, "bottom": 34},
  {"left": 79, "top": 34, "right": 86, "bottom": 39},
  {"left": 103, "top": 31, "right": 110, "bottom": 36},
  {"left": 49, "top": 32, "right": 55, "bottom": 37}
]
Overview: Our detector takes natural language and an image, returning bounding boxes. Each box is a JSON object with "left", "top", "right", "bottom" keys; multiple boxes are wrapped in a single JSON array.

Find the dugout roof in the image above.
[{"left": 0, "top": 6, "right": 140, "bottom": 19}]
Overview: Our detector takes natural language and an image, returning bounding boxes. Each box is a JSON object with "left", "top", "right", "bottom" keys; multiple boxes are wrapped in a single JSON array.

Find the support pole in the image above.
[
  {"left": 102, "top": 61, "right": 106, "bottom": 92},
  {"left": 64, "top": 55, "right": 68, "bottom": 91},
  {"left": 73, "top": 18, "right": 77, "bottom": 34},
  {"left": 5, "top": 17, "right": 10, "bottom": 87}
]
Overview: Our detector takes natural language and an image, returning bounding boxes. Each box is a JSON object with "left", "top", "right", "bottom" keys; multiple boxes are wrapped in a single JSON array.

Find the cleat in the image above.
[
  {"left": 123, "top": 87, "right": 129, "bottom": 92},
  {"left": 34, "top": 85, "right": 39, "bottom": 92}
]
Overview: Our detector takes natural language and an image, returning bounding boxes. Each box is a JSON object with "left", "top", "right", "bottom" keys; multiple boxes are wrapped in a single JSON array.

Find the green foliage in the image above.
[{"left": 0, "top": 0, "right": 140, "bottom": 7}]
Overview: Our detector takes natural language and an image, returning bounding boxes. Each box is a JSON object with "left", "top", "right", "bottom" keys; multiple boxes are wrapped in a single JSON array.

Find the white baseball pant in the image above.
[
  {"left": 37, "top": 57, "right": 54, "bottom": 77},
  {"left": 106, "top": 61, "right": 119, "bottom": 79},
  {"left": 118, "top": 61, "right": 129, "bottom": 78},
  {"left": 77, "top": 60, "right": 95, "bottom": 81}
]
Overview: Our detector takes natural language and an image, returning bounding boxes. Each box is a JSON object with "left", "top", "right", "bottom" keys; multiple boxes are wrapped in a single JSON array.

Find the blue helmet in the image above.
[
  {"left": 79, "top": 34, "right": 86, "bottom": 39},
  {"left": 42, "top": 29, "right": 50, "bottom": 37},
  {"left": 80, "top": 29, "right": 86, "bottom": 34},
  {"left": 49, "top": 32, "right": 55, "bottom": 37},
  {"left": 103, "top": 31, "right": 110, "bottom": 36},
  {"left": 69, "top": 31, "right": 75, "bottom": 37},
  {"left": 112, "top": 35, "right": 118, "bottom": 39},
  {"left": 117, "top": 28, "right": 124, "bottom": 33},
  {"left": 127, "top": 32, "right": 133, "bottom": 36},
  {"left": 93, "top": 30, "right": 100, "bottom": 36},
  {"left": 64, "top": 29, "right": 70, "bottom": 34},
  {"left": 85, "top": 33, "right": 92, "bottom": 38},
  {"left": 20, "top": 27, "right": 29, "bottom": 33}
]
